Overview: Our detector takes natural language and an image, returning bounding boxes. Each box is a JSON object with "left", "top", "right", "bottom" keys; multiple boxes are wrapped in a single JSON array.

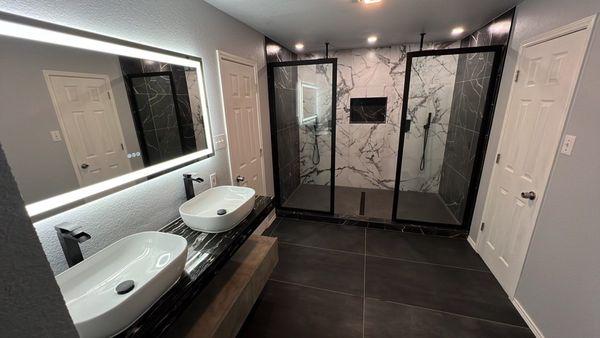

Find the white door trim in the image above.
[
  {"left": 216, "top": 50, "right": 267, "bottom": 195},
  {"left": 43, "top": 70, "right": 132, "bottom": 186},
  {"left": 476, "top": 15, "right": 596, "bottom": 296}
]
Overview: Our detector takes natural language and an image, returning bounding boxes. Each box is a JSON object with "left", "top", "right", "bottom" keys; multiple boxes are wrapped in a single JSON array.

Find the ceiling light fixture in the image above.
[
  {"left": 367, "top": 35, "right": 378, "bottom": 44},
  {"left": 358, "top": 0, "right": 382, "bottom": 4},
  {"left": 295, "top": 43, "right": 304, "bottom": 51},
  {"left": 451, "top": 27, "right": 465, "bottom": 36}
]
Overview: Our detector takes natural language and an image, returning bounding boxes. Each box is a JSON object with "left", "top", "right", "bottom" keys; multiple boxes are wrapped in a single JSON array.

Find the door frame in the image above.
[
  {"left": 216, "top": 50, "right": 267, "bottom": 195},
  {"left": 267, "top": 58, "right": 338, "bottom": 215},
  {"left": 43, "top": 70, "right": 132, "bottom": 186},
  {"left": 392, "top": 46, "right": 504, "bottom": 228},
  {"left": 475, "top": 15, "right": 596, "bottom": 297}
]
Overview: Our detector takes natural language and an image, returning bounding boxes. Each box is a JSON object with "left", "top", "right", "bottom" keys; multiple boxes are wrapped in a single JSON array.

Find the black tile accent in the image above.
[
  {"left": 365, "top": 256, "right": 527, "bottom": 327},
  {"left": 155, "top": 127, "right": 183, "bottom": 161},
  {"left": 349, "top": 97, "right": 387, "bottom": 124},
  {"left": 366, "top": 228, "right": 487, "bottom": 271},
  {"left": 271, "top": 218, "right": 365, "bottom": 254},
  {"left": 238, "top": 281, "right": 363, "bottom": 338},
  {"left": 272, "top": 243, "right": 364, "bottom": 296},
  {"left": 365, "top": 298, "right": 534, "bottom": 338}
]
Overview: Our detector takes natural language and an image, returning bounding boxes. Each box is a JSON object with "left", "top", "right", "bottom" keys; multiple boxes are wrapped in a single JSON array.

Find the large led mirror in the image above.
[{"left": 0, "top": 16, "right": 213, "bottom": 218}]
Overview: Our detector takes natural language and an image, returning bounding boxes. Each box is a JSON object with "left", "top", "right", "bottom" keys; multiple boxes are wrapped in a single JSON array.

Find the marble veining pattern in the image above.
[
  {"left": 119, "top": 196, "right": 273, "bottom": 337},
  {"left": 302, "top": 43, "right": 458, "bottom": 191}
]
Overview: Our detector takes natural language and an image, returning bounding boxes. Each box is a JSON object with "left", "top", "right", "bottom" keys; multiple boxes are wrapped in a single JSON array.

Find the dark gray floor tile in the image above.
[
  {"left": 238, "top": 281, "right": 363, "bottom": 338},
  {"left": 363, "top": 188, "right": 394, "bottom": 219},
  {"left": 334, "top": 186, "right": 362, "bottom": 216},
  {"left": 262, "top": 218, "right": 281, "bottom": 236},
  {"left": 272, "top": 243, "right": 364, "bottom": 296},
  {"left": 283, "top": 184, "right": 331, "bottom": 212},
  {"left": 365, "top": 256, "right": 527, "bottom": 327},
  {"left": 270, "top": 218, "right": 365, "bottom": 253},
  {"left": 396, "top": 191, "right": 459, "bottom": 225},
  {"left": 364, "top": 298, "right": 533, "bottom": 338},
  {"left": 366, "top": 228, "right": 488, "bottom": 271}
]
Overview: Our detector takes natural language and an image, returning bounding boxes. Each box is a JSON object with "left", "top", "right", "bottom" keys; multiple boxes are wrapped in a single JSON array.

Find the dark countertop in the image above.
[{"left": 119, "top": 195, "right": 273, "bottom": 337}]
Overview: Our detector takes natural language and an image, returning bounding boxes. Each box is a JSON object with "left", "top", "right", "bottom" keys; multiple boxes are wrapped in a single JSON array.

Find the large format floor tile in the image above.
[
  {"left": 238, "top": 280, "right": 363, "bottom": 338},
  {"left": 366, "top": 228, "right": 488, "bottom": 271},
  {"left": 271, "top": 243, "right": 364, "bottom": 296},
  {"left": 365, "top": 256, "right": 527, "bottom": 327},
  {"left": 270, "top": 218, "right": 365, "bottom": 253},
  {"left": 364, "top": 298, "right": 534, "bottom": 338}
]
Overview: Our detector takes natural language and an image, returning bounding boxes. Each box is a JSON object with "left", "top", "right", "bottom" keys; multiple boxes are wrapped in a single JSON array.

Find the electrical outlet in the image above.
[
  {"left": 50, "top": 130, "right": 62, "bottom": 142},
  {"left": 209, "top": 173, "right": 217, "bottom": 188},
  {"left": 560, "top": 134, "right": 576, "bottom": 156}
]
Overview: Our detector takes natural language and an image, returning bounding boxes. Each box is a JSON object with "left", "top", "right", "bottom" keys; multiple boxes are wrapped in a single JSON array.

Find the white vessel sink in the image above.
[
  {"left": 179, "top": 186, "right": 256, "bottom": 233},
  {"left": 55, "top": 231, "right": 188, "bottom": 338}
]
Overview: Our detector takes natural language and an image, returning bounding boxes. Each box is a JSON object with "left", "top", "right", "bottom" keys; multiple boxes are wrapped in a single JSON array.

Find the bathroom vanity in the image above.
[{"left": 119, "top": 195, "right": 273, "bottom": 337}]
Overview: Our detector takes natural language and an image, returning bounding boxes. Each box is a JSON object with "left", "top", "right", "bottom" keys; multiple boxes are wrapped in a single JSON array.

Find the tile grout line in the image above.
[
  {"left": 365, "top": 296, "right": 532, "bottom": 330},
  {"left": 366, "top": 253, "right": 492, "bottom": 273},
  {"left": 276, "top": 240, "right": 491, "bottom": 273},
  {"left": 269, "top": 278, "right": 529, "bottom": 331},
  {"left": 269, "top": 278, "right": 359, "bottom": 298},
  {"left": 362, "top": 227, "right": 367, "bottom": 338}
]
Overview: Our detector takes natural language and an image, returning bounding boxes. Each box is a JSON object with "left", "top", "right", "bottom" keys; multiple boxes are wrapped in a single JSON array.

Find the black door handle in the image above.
[{"left": 81, "top": 163, "right": 89, "bottom": 169}]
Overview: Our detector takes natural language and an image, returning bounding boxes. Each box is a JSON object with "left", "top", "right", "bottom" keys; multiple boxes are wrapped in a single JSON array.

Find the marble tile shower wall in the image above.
[
  {"left": 119, "top": 57, "right": 200, "bottom": 165},
  {"left": 438, "top": 9, "right": 514, "bottom": 222},
  {"left": 305, "top": 43, "right": 457, "bottom": 191},
  {"left": 273, "top": 66, "right": 301, "bottom": 203},
  {"left": 298, "top": 64, "right": 333, "bottom": 186},
  {"left": 266, "top": 37, "right": 303, "bottom": 203}
]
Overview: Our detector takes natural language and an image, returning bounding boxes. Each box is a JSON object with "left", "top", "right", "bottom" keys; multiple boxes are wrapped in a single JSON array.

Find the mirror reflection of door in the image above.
[{"left": 45, "top": 71, "right": 131, "bottom": 187}]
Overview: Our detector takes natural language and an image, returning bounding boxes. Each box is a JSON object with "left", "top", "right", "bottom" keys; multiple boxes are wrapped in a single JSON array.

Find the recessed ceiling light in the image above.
[
  {"left": 367, "top": 35, "right": 378, "bottom": 44},
  {"left": 295, "top": 43, "right": 304, "bottom": 51},
  {"left": 358, "top": 0, "right": 382, "bottom": 4},
  {"left": 451, "top": 27, "right": 465, "bottom": 36}
]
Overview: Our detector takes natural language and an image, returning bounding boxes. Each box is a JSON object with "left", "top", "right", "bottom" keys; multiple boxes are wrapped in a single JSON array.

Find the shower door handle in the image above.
[{"left": 236, "top": 175, "right": 245, "bottom": 183}]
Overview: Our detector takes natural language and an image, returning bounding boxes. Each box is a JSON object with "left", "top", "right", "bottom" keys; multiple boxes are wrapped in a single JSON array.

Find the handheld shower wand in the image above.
[{"left": 420, "top": 113, "right": 432, "bottom": 171}]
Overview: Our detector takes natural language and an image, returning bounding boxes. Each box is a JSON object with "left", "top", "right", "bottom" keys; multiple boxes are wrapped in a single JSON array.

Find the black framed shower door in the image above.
[
  {"left": 268, "top": 58, "right": 337, "bottom": 214},
  {"left": 392, "top": 45, "right": 504, "bottom": 229}
]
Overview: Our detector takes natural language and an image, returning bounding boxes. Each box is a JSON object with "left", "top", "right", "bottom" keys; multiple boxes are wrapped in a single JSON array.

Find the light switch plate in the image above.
[
  {"left": 560, "top": 134, "right": 576, "bottom": 155},
  {"left": 50, "top": 130, "right": 62, "bottom": 142},
  {"left": 209, "top": 173, "right": 217, "bottom": 188},
  {"left": 213, "top": 134, "right": 226, "bottom": 151}
]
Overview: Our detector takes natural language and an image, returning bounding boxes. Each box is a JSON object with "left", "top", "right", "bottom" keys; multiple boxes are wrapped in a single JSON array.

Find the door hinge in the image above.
[
  {"left": 496, "top": 153, "right": 501, "bottom": 164},
  {"left": 480, "top": 222, "right": 485, "bottom": 231},
  {"left": 514, "top": 70, "right": 520, "bottom": 82},
  {"left": 259, "top": 148, "right": 263, "bottom": 156},
  {"left": 121, "top": 143, "right": 124, "bottom": 150},
  {"left": 107, "top": 92, "right": 111, "bottom": 100}
]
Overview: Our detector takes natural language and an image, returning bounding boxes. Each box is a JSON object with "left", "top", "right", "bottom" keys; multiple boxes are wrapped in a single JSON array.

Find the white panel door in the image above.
[
  {"left": 220, "top": 57, "right": 264, "bottom": 194},
  {"left": 479, "top": 28, "right": 590, "bottom": 296},
  {"left": 47, "top": 73, "right": 130, "bottom": 187}
]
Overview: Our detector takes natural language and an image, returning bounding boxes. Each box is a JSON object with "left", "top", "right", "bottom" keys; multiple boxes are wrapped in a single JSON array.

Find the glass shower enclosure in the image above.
[
  {"left": 392, "top": 46, "right": 503, "bottom": 227},
  {"left": 268, "top": 59, "right": 337, "bottom": 213}
]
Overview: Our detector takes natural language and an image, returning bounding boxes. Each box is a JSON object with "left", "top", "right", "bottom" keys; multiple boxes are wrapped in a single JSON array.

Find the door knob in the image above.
[
  {"left": 80, "top": 163, "right": 89, "bottom": 169},
  {"left": 521, "top": 191, "right": 536, "bottom": 200},
  {"left": 236, "top": 175, "right": 245, "bottom": 183}
]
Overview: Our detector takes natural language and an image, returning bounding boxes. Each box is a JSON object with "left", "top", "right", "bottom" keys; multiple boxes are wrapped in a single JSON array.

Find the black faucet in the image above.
[
  {"left": 55, "top": 223, "right": 91, "bottom": 268},
  {"left": 183, "top": 173, "right": 204, "bottom": 200}
]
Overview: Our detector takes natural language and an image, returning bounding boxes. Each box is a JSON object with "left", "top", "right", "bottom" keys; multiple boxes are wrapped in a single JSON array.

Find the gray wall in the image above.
[
  {"left": 0, "top": 36, "right": 143, "bottom": 203},
  {"left": 469, "top": 0, "right": 600, "bottom": 337},
  {"left": 0, "top": 0, "right": 269, "bottom": 274},
  {"left": 0, "top": 144, "right": 78, "bottom": 337}
]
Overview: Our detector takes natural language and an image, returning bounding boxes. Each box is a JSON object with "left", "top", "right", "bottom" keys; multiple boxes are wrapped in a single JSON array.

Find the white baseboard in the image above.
[
  {"left": 512, "top": 297, "right": 544, "bottom": 338},
  {"left": 253, "top": 209, "right": 276, "bottom": 235},
  {"left": 467, "top": 236, "right": 478, "bottom": 252}
]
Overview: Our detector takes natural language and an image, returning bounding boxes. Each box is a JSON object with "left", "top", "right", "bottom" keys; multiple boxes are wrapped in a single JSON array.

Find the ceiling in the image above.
[{"left": 205, "top": 0, "right": 519, "bottom": 52}]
